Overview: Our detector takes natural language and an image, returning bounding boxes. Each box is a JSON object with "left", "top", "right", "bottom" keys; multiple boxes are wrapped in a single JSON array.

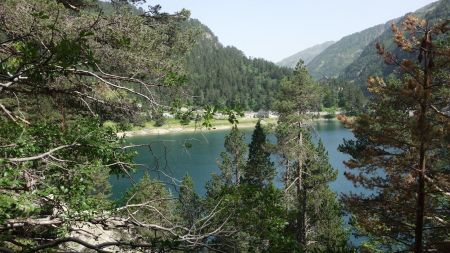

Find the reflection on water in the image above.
[
  {"left": 110, "top": 120, "right": 356, "bottom": 199},
  {"left": 110, "top": 119, "right": 366, "bottom": 245}
]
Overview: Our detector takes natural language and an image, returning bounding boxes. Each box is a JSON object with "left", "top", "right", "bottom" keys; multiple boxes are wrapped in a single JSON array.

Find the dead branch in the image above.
[{"left": 7, "top": 143, "right": 80, "bottom": 162}]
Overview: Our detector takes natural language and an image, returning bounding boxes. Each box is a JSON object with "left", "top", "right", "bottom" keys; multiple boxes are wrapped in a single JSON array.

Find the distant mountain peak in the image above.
[{"left": 277, "top": 41, "right": 334, "bottom": 68}]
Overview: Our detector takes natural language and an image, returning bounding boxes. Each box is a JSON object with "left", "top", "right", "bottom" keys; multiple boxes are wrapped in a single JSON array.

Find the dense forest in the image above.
[
  {"left": 0, "top": 0, "right": 449, "bottom": 252},
  {"left": 185, "top": 20, "right": 292, "bottom": 111},
  {"left": 305, "top": 24, "right": 386, "bottom": 80},
  {"left": 184, "top": 20, "right": 368, "bottom": 113}
]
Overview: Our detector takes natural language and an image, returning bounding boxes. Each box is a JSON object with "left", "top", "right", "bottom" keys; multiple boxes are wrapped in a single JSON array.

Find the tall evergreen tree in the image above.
[
  {"left": 244, "top": 120, "right": 275, "bottom": 186},
  {"left": 339, "top": 15, "right": 450, "bottom": 252},
  {"left": 219, "top": 125, "right": 247, "bottom": 185},
  {"left": 276, "top": 61, "right": 347, "bottom": 251},
  {"left": 205, "top": 122, "right": 299, "bottom": 252}
]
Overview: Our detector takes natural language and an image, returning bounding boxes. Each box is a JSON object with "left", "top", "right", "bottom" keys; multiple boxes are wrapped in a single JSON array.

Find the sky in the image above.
[{"left": 144, "top": 1, "right": 437, "bottom": 62}]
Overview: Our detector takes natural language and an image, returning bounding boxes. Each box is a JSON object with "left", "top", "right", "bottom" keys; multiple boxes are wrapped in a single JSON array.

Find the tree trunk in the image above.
[
  {"left": 415, "top": 149, "right": 425, "bottom": 253},
  {"left": 414, "top": 30, "right": 432, "bottom": 253},
  {"left": 297, "top": 130, "right": 307, "bottom": 248},
  {"left": 235, "top": 151, "right": 240, "bottom": 185}
]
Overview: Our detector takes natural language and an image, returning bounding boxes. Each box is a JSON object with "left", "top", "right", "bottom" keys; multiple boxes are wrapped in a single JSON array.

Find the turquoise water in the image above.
[
  {"left": 110, "top": 120, "right": 355, "bottom": 199},
  {"left": 109, "top": 119, "right": 364, "bottom": 245}
]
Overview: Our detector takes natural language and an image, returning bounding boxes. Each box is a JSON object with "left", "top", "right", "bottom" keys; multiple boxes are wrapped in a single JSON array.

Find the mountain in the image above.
[
  {"left": 341, "top": 0, "right": 449, "bottom": 88},
  {"left": 277, "top": 41, "right": 334, "bottom": 68},
  {"left": 305, "top": 24, "right": 387, "bottom": 79},
  {"left": 185, "top": 20, "right": 292, "bottom": 111}
]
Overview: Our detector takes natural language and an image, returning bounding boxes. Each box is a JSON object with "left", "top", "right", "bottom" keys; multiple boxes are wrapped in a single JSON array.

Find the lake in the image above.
[{"left": 110, "top": 119, "right": 356, "bottom": 199}]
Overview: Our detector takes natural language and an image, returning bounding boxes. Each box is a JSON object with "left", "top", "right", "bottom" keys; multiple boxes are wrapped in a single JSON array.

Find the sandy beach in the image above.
[
  {"left": 116, "top": 122, "right": 260, "bottom": 137},
  {"left": 116, "top": 116, "right": 340, "bottom": 137}
]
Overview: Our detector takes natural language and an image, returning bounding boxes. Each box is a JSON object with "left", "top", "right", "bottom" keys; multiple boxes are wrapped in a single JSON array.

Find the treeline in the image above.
[{"left": 320, "top": 78, "right": 367, "bottom": 115}]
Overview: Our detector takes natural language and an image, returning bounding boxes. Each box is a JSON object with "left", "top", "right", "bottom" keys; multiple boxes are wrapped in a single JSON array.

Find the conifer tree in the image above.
[
  {"left": 218, "top": 125, "right": 247, "bottom": 185},
  {"left": 244, "top": 120, "right": 275, "bottom": 186},
  {"left": 276, "top": 61, "right": 347, "bottom": 251},
  {"left": 339, "top": 16, "right": 450, "bottom": 252},
  {"left": 205, "top": 122, "right": 300, "bottom": 252},
  {"left": 178, "top": 175, "right": 202, "bottom": 228}
]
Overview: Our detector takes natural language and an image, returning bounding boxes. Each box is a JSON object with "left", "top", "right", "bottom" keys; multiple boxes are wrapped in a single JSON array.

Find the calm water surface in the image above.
[
  {"left": 110, "top": 120, "right": 365, "bottom": 245},
  {"left": 110, "top": 120, "right": 356, "bottom": 199}
]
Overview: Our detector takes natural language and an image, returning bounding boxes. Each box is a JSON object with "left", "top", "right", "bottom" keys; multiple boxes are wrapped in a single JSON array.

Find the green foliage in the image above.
[
  {"left": 219, "top": 125, "right": 247, "bottom": 184},
  {"left": 185, "top": 20, "right": 292, "bottom": 111},
  {"left": 121, "top": 173, "right": 176, "bottom": 239},
  {"left": 163, "top": 71, "right": 188, "bottom": 87},
  {"left": 234, "top": 183, "right": 298, "bottom": 252},
  {"left": 0, "top": 0, "right": 197, "bottom": 251},
  {"left": 0, "top": 118, "right": 131, "bottom": 241},
  {"left": 200, "top": 105, "right": 217, "bottom": 129},
  {"left": 339, "top": 14, "right": 450, "bottom": 252},
  {"left": 152, "top": 109, "right": 166, "bottom": 127},
  {"left": 178, "top": 175, "right": 202, "bottom": 227},
  {"left": 306, "top": 24, "right": 386, "bottom": 79},
  {"left": 204, "top": 123, "right": 299, "bottom": 252},
  {"left": 205, "top": 177, "right": 298, "bottom": 252},
  {"left": 177, "top": 110, "right": 193, "bottom": 125},
  {"left": 276, "top": 62, "right": 348, "bottom": 251},
  {"left": 244, "top": 120, "right": 275, "bottom": 186},
  {"left": 319, "top": 78, "right": 367, "bottom": 115}
]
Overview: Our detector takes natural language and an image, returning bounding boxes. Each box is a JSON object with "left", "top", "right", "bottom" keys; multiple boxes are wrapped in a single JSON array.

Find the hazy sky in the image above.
[{"left": 145, "top": 1, "right": 437, "bottom": 62}]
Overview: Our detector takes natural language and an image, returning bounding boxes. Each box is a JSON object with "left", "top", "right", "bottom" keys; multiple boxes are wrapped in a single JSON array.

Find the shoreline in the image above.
[
  {"left": 117, "top": 117, "right": 339, "bottom": 138},
  {"left": 117, "top": 122, "right": 258, "bottom": 138}
]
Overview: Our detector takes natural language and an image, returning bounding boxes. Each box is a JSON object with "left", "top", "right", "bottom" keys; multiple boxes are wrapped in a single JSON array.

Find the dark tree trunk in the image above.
[
  {"left": 296, "top": 130, "right": 307, "bottom": 249},
  {"left": 414, "top": 30, "right": 432, "bottom": 253}
]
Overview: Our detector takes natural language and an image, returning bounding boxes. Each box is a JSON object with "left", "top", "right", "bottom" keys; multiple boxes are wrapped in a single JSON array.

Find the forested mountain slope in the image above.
[
  {"left": 341, "top": 0, "right": 449, "bottom": 88},
  {"left": 185, "top": 20, "right": 292, "bottom": 111},
  {"left": 277, "top": 41, "right": 334, "bottom": 68},
  {"left": 305, "top": 24, "right": 387, "bottom": 79}
]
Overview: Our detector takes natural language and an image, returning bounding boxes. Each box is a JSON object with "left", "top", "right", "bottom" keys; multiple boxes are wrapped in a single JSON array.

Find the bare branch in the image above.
[
  {"left": 59, "top": 67, "right": 161, "bottom": 107},
  {"left": 7, "top": 144, "right": 80, "bottom": 162},
  {"left": 430, "top": 104, "right": 450, "bottom": 119},
  {"left": 1, "top": 217, "right": 63, "bottom": 229}
]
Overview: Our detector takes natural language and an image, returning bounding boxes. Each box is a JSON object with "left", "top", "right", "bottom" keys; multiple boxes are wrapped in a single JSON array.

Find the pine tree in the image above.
[
  {"left": 276, "top": 61, "right": 347, "bottom": 251},
  {"left": 178, "top": 175, "right": 202, "bottom": 228},
  {"left": 218, "top": 125, "right": 247, "bottom": 185},
  {"left": 205, "top": 122, "right": 298, "bottom": 252},
  {"left": 244, "top": 120, "right": 275, "bottom": 186},
  {"left": 339, "top": 16, "right": 450, "bottom": 252},
  {"left": 306, "top": 140, "right": 348, "bottom": 251}
]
